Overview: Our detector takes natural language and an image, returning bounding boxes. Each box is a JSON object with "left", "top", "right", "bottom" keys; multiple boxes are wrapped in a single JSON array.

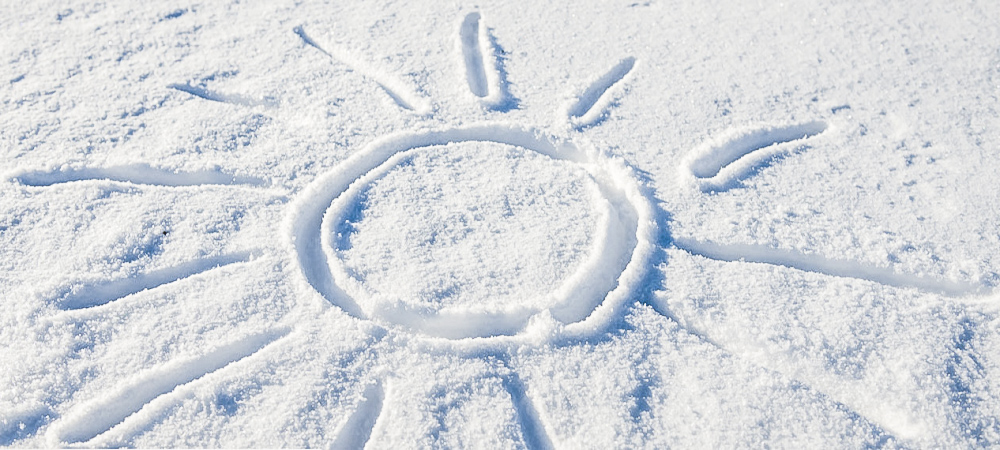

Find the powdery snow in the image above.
[{"left": 2, "top": 0, "right": 1000, "bottom": 448}]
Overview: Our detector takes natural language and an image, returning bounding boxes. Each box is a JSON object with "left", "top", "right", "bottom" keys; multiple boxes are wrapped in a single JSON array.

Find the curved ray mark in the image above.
[
  {"left": 293, "top": 26, "right": 431, "bottom": 114},
  {"left": 682, "top": 121, "right": 828, "bottom": 192},
  {"left": 10, "top": 164, "right": 267, "bottom": 188}
]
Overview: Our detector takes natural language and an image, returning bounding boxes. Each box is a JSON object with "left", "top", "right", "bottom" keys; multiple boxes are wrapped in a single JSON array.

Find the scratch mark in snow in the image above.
[{"left": 294, "top": 26, "right": 431, "bottom": 114}]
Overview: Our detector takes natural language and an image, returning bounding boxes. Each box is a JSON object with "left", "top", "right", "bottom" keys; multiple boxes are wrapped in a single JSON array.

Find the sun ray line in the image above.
[
  {"left": 293, "top": 26, "right": 431, "bottom": 114},
  {"left": 459, "top": 12, "right": 489, "bottom": 98},
  {"left": 566, "top": 56, "right": 636, "bottom": 128},
  {"left": 51, "top": 250, "right": 262, "bottom": 314},
  {"left": 458, "top": 12, "right": 515, "bottom": 111},
  {"left": 674, "top": 237, "right": 984, "bottom": 297},
  {"left": 680, "top": 120, "right": 829, "bottom": 192},
  {"left": 9, "top": 163, "right": 268, "bottom": 188},
  {"left": 168, "top": 83, "right": 276, "bottom": 108},
  {"left": 329, "top": 380, "right": 386, "bottom": 450},
  {"left": 640, "top": 300, "right": 903, "bottom": 443},
  {"left": 502, "top": 371, "right": 555, "bottom": 450},
  {"left": 46, "top": 327, "right": 293, "bottom": 446}
]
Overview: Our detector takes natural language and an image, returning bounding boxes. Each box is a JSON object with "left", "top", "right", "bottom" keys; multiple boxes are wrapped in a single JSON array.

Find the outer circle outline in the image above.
[{"left": 285, "top": 123, "right": 657, "bottom": 347}]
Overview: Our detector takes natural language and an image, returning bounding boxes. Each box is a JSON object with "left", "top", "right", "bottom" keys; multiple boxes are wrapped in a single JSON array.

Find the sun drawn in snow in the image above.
[
  {"left": 286, "top": 31, "right": 654, "bottom": 344},
  {"left": 8, "top": 10, "right": 990, "bottom": 448}
]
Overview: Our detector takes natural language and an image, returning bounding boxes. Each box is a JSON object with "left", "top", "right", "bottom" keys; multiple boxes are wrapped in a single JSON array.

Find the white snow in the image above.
[{"left": 2, "top": 0, "right": 1000, "bottom": 448}]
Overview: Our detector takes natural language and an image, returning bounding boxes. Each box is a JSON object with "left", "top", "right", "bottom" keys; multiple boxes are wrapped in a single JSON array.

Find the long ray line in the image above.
[
  {"left": 566, "top": 57, "right": 636, "bottom": 128},
  {"left": 674, "top": 237, "right": 983, "bottom": 297},
  {"left": 493, "top": 356, "right": 556, "bottom": 450},
  {"left": 55, "top": 251, "right": 260, "bottom": 312},
  {"left": 47, "top": 328, "right": 292, "bottom": 446},
  {"left": 10, "top": 164, "right": 267, "bottom": 188}
]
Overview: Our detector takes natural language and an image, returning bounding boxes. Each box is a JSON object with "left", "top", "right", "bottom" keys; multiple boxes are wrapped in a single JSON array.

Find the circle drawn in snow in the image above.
[
  {"left": 286, "top": 124, "right": 656, "bottom": 343},
  {"left": 334, "top": 141, "right": 600, "bottom": 316}
]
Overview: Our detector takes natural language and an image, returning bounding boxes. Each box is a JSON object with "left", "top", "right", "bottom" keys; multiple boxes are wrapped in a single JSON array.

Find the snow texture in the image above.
[{"left": 2, "top": 0, "right": 1000, "bottom": 448}]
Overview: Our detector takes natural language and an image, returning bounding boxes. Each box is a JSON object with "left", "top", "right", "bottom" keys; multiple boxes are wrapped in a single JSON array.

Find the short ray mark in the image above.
[
  {"left": 168, "top": 83, "right": 275, "bottom": 107},
  {"left": 674, "top": 237, "right": 982, "bottom": 297},
  {"left": 457, "top": 12, "right": 514, "bottom": 110},
  {"left": 566, "top": 56, "right": 636, "bottom": 128},
  {"left": 459, "top": 12, "right": 489, "bottom": 98},
  {"left": 56, "top": 251, "right": 259, "bottom": 311},
  {"left": 683, "top": 121, "right": 828, "bottom": 192},
  {"left": 503, "top": 373, "right": 555, "bottom": 450},
  {"left": 329, "top": 381, "right": 385, "bottom": 450},
  {"left": 11, "top": 164, "right": 267, "bottom": 187},
  {"left": 294, "top": 26, "right": 431, "bottom": 114},
  {"left": 47, "top": 328, "right": 290, "bottom": 446}
]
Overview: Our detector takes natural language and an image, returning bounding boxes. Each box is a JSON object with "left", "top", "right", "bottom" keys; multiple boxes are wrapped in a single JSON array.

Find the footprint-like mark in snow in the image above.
[
  {"left": 680, "top": 120, "right": 828, "bottom": 192},
  {"left": 566, "top": 57, "right": 636, "bottom": 128},
  {"left": 9, "top": 164, "right": 266, "bottom": 187},
  {"left": 47, "top": 328, "right": 290, "bottom": 446}
]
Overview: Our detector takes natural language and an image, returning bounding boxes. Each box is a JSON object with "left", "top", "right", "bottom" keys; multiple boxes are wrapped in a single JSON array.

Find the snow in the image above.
[{"left": 2, "top": 0, "right": 1000, "bottom": 447}]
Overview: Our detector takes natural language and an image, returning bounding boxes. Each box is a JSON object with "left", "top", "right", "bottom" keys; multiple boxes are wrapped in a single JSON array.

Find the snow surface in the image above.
[{"left": 2, "top": 0, "right": 1000, "bottom": 447}]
